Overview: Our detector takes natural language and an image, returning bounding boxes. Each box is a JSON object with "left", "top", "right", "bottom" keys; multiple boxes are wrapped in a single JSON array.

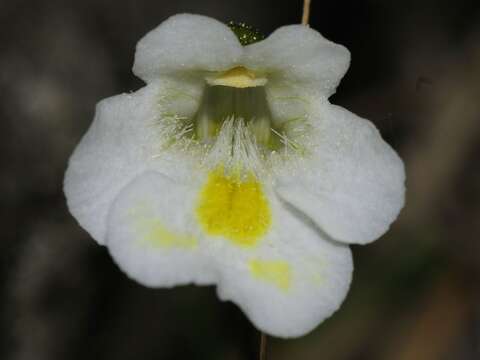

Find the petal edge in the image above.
[{"left": 276, "top": 104, "right": 406, "bottom": 245}]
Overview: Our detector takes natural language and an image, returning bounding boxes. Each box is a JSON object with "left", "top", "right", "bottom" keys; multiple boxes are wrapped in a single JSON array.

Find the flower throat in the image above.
[{"left": 194, "top": 85, "right": 282, "bottom": 150}]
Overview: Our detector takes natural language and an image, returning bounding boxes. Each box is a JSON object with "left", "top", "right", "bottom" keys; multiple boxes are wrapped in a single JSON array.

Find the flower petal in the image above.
[
  {"left": 106, "top": 165, "right": 352, "bottom": 337},
  {"left": 64, "top": 82, "right": 200, "bottom": 244},
  {"left": 133, "top": 14, "right": 243, "bottom": 82},
  {"left": 243, "top": 25, "right": 350, "bottom": 98},
  {"left": 276, "top": 104, "right": 406, "bottom": 245},
  {"left": 213, "top": 195, "right": 353, "bottom": 338},
  {"left": 106, "top": 171, "right": 216, "bottom": 287}
]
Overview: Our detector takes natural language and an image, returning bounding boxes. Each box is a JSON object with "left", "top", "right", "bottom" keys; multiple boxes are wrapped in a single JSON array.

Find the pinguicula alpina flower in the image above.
[{"left": 64, "top": 14, "right": 405, "bottom": 337}]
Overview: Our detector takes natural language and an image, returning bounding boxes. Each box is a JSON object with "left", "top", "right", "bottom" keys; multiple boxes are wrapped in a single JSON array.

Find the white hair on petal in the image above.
[{"left": 203, "top": 116, "right": 266, "bottom": 177}]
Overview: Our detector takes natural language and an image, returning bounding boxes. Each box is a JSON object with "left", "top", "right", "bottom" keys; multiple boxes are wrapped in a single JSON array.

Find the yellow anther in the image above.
[{"left": 206, "top": 66, "right": 267, "bottom": 88}]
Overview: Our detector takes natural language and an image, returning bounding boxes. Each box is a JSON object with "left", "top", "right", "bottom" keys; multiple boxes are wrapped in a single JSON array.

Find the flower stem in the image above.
[
  {"left": 259, "top": 331, "right": 267, "bottom": 360},
  {"left": 301, "top": 0, "right": 311, "bottom": 25}
]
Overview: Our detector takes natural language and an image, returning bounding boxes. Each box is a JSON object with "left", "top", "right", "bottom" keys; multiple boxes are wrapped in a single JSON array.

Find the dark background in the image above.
[{"left": 2, "top": 0, "right": 480, "bottom": 359}]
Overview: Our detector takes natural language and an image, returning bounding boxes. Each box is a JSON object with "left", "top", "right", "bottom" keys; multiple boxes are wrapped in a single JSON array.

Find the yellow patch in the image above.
[
  {"left": 142, "top": 219, "right": 197, "bottom": 249},
  {"left": 196, "top": 167, "right": 271, "bottom": 247},
  {"left": 207, "top": 66, "right": 267, "bottom": 88},
  {"left": 305, "top": 257, "right": 325, "bottom": 285},
  {"left": 249, "top": 259, "right": 291, "bottom": 291},
  {"left": 131, "top": 206, "right": 197, "bottom": 249}
]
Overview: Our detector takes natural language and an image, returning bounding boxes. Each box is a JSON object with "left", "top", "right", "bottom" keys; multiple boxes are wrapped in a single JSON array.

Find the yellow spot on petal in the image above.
[
  {"left": 305, "top": 257, "right": 325, "bottom": 285},
  {"left": 310, "top": 271, "right": 324, "bottom": 285},
  {"left": 131, "top": 205, "right": 197, "bottom": 249},
  {"left": 249, "top": 259, "right": 291, "bottom": 291},
  {"left": 206, "top": 66, "right": 267, "bottom": 88},
  {"left": 196, "top": 166, "right": 271, "bottom": 247},
  {"left": 143, "top": 220, "right": 197, "bottom": 249}
]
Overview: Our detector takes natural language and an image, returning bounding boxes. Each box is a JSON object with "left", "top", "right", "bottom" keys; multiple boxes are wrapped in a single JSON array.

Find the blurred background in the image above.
[{"left": 1, "top": 0, "right": 480, "bottom": 359}]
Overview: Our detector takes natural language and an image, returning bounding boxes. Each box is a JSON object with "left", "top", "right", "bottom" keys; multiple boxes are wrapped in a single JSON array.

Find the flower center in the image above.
[
  {"left": 155, "top": 67, "right": 312, "bottom": 165},
  {"left": 193, "top": 71, "right": 283, "bottom": 151}
]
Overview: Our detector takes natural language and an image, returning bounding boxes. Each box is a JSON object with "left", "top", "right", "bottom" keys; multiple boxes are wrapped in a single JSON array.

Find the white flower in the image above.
[{"left": 64, "top": 14, "right": 405, "bottom": 338}]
